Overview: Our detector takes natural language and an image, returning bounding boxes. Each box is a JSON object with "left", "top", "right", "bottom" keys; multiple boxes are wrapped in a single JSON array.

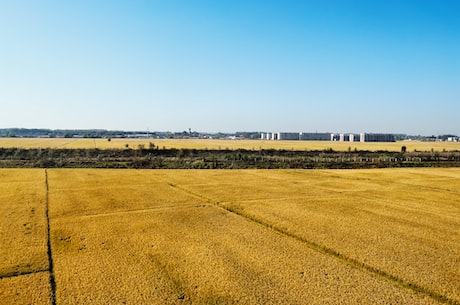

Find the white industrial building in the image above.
[
  {"left": 261, "top": 132, "right": 330, "bottom": 141},
  {"left": 262, "top": 131, "right": 396, "bottom": 142}
]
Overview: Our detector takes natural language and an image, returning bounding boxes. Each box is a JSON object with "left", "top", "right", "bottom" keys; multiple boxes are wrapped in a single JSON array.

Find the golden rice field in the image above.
[
  {"left": 1, "top": 168, "right": 459, "bottom": 304},
  {"left": 0, "top": 137, "right": 459, "bottom": 152},
  {"left": 0, "top": 169, "right": 51, "bottom": 305}
]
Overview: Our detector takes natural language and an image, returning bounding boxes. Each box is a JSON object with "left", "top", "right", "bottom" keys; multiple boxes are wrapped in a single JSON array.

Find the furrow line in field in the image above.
[
  {"left": 335, "top": 189, "right": 459, "bottom": 221},
  {"left": 345, "top": 186, "right": 458, "bottom": 222},
  {"left": 55, "top": 203, "right": 212, "bottom": 221},
  {"left": 217, "top": 195, "right": 342, "bottom": 205},
  {"left": 167, "top": 183, "right": 219, "bottom": 204},
  {"left": 44, "top": 169, "right": 57, "bottom": 305},
  {"left": 253, "top": 168, "right": 460, "bottom": 195},
  {"left": 322, "top": 171, "right": 460, "bottom": 194},
  {"left": 221, "top": 205, "right": 459, "bottom": 305},
  {"left": 247, "top": 170, "right": 458, "bottom": 220},
  {"left": 394, "top": 181, "right": 460, "bottom": 195},
  {"left": 167, "top": 182, "right": 458, "bottom": 305},
  {"left": 319, "top": 169, "right": 460, "bottom": 194},
  {"left": 0, "top": 268, "right": 49, "bottom": 280}
]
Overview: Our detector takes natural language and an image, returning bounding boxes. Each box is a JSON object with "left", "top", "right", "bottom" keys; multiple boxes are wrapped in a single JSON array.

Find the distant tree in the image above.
[
  {"left": 149, "top": 142, "right": 155, "bottom": 150},
  {"left": 125, "top": 144, "right": 129, "bottom": 148},
  {"left": 401, "top": 146, "right": 406, "bottom": 153},
  {"left": 107, "top": 138, "right": 111, "bottom": 142}
]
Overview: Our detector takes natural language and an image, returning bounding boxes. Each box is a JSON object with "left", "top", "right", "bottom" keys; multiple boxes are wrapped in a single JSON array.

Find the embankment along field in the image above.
[
  {"left": 0, "top": 137, "right": 459, "bottom": 152},
  {"left": 1, "top": 168, "right": 459, "bottom": 304}
]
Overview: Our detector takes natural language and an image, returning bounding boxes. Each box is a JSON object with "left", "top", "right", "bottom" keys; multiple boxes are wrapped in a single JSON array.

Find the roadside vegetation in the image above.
[{"left": 0, "top": 147, "right": 460, "bottom": 169}]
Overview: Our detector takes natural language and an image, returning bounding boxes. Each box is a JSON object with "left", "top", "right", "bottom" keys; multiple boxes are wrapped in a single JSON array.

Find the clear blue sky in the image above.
[{"left": 0, "top": 0, "right": 458, "bottom": 135}]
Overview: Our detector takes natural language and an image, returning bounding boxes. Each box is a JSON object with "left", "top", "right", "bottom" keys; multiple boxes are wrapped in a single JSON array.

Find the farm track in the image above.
[{"left": 165, "top": 181, "right": 459, "bottom": 305}]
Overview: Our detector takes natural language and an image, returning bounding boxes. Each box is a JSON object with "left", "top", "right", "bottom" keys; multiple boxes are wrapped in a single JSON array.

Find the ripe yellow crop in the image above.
[
  {"left": 210, "top": 169, "right": 460, "bottom": 302},
  {"left": 1, "top": 168, "right": 458, "bottom": 304},
  {"left": 0, "top": 137, "right": 459, "bottom": 151},
  {"left": 0, "top": 272, "right": 52, "bottom": 305},
  {"left": 51, "top": 204, "right": 441, "bottom": 304},
  {"left": 0, "top": 169, "right": 51, "bottom": 304},
  {"left": 0, "top": 169, "right": 48, "bottom": 277},
  {"left": 47, "top": 169, "right": 200, "bottom": 218}
]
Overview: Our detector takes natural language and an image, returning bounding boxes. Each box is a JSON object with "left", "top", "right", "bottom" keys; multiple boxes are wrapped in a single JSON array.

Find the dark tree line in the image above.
[{"left": 0, "top": 148, "right": 459, "bottom": 169}]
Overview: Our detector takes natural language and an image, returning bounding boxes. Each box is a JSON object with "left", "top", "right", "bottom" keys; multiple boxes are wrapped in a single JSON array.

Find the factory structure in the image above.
[{"left": 261, "top": 132, "right": 396, "bottom": 142}]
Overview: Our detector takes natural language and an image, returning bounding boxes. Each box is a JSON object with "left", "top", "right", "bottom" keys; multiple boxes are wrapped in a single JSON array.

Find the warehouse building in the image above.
[
  {"left": 359, "top": 133, "right": 396, "bottom": 142},
  {"left": 299, "top": 132, "right": 331, "bottom": 141},
  {"left": 262, "top": 132, "right": 396, "bottom": 142},
  {"left": 278, "top": 132, "right": 300, "bottom": 140},
  {"left": 331, "top": 133, "right": 360, "bottom": 142},
  {"left": 331, "top": 133, "right": 395, "bottom": 142},
  {"left": 261, "top": 132, "right": 331, "bottom": 141},
  {"left": 261, "top": 132, "right": 279, "bottom": 140}
]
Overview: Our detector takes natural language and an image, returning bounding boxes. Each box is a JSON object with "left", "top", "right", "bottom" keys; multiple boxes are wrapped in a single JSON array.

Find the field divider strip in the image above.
[
  {"left": 45, "top": 169, "right": 57, "bottom": 305},
  {"left": 0, "top": 268, "right": 50, "bottom": 279},
  {"left": 167, "top": 182, "right": 458, "bottom": 305}
]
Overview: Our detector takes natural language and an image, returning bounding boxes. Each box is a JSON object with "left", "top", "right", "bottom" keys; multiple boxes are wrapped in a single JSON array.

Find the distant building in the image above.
[
  {"left": 262, "top": 132, "right": 331, "bottom": 141},
  {"left": 261, "top": 132, "right": 279, "bottom": 140},
  {"left": 128, "top": 133, "right": 151, "bottom": 138},
  {"left": 360, "top": 133, "right": 395, "bottom": 142},
  {"left": 330, "top": 133, "right": 394, "bottom": 142},
  {"left": 331, "top": 133, "right": 359, "bottom": 142},
  {"left": 278, "top": 132, "right": 300, "bottom": 140},
  {"left": 262, "top": 131, "right": 396, "bottom": 142},
  {"left": 299, "top": 132, "right": 331, "bottom": 141}
]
